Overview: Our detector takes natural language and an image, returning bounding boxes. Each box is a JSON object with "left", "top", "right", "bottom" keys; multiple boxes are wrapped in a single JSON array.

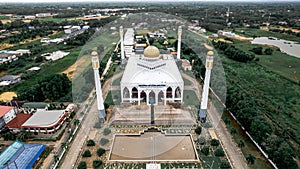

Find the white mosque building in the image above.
[{"left": 120, "top": 45, "right": 184, "bottom": 105}]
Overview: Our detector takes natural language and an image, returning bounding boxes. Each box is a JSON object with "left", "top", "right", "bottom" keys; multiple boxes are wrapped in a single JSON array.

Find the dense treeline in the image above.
[
  {"left": 212, "top": 41, "right": 255, "bottom": 62},
  {"left": 17, "top": 73, "right": 71, "bottom": 102}
]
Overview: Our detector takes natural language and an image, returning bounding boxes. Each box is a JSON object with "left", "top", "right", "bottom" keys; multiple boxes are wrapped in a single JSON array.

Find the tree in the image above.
[
  {"left": 61, "top": 142, "right": 68, "bottom": 149},
  {"left": 77, "top": 161, "right": 87, "bottom": 169},
  {"left": 230, "top": 128, "right": 237, "bottom": 135},
  {"left": 93, "top": 160, "right": 102, "bottom": 168},
  {"left": 211, "top": 139, "right": 220, "bottom": 146},
  {"left": 251, "top": 47, "right": 263, "bottom": 55},
  {"left": 198, "top": 136, "right": 206, "bottom": 145},
  {"left": 82, "top": 150, "right": 91, "bottom": 157},
  {"left": 264, "top": 48, "right": 273, "bottom": 55},
  {"left": 87, "top": 139, "right": 95, "bottom": 146},
  {"left": 249, "top": 118, "right": 272, "bottom": 144},
  {"left": 214, "top": 148, "right": 225, "bottom": 157},
  {"left": 16, "top": 130, "right": 30, "bottom": 140},
  {"left": 97, "top": 148, "right": 106, "bottom": 157},
  {"left": 201, "top": 146, "right": 209, "bottom": 156},
  {"left": 100, "top": 138, "right": 109, "bottom": 146},
  {"left": 238, "top": 140, "right": 245, "bottom": 149},
  {"left": 220, "top": 161, "right": 231, "bottom": 169},
  {"left": 195, "top": 126, "right": 202, "bottom": 135},
  {"left": 103, "top": 128, "right": 111, "bottom": 136},
  {"left": 246, "top": 154, "right": 256, "bottom": 165},
  {"left": 74, "top": 119, "right": 80, "bottom": 126}
]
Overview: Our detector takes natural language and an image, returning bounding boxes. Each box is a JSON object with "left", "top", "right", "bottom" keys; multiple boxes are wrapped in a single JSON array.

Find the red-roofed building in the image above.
[
  {"left": 181, "top": 59, "right": 192, "bottom": 71},
  {"left": 0, "top": 106, "right": 17, "bottom": 128},
  {"left": 6, "top": 113, "right": 32, "bottom": 132}
]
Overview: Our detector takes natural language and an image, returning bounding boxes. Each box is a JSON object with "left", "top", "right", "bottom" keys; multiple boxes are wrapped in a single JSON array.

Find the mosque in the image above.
[{"left": 120, "top": 45, "right": 184, "bottom": 106}]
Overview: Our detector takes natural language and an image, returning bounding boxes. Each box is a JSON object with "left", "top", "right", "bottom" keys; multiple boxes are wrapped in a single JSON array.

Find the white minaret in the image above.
[
  {"left": 91, "top": 51, "right": 106, "bottom": 122},
  {"left": 120, "top": 26, "right": 125, "bottom": 64},
  {"left": 199, "top": 51, "right": 214, "bottom": 123},
  {"left": 177, "top": 26, "right": 182, "bottom": 60}
]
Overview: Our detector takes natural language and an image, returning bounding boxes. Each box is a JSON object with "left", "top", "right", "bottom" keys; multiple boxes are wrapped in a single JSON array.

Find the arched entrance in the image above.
[
  {"left": 175, "top": 87, "right": 181, "bottom": 98},
  {"left": 149, "top": 91, "right": 156, "bottom": 104},
  {"left": 140, "top": 91, "right": 146, "bottom": 103},
  {"left": 166, "top": 87, "right": 172, "bottom": 98},
  {"left": 123, "top": 87, "right": 130, "bottom": 98},
  {"left": 158, "top": 90, "right": 164, "bottom": 102},
  {"left": 132, "top": 87, "right": 138, "bottom": 98}
]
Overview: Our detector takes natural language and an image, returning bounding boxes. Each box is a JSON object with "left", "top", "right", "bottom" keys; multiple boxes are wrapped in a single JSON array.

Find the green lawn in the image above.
[
  {"left": 232, "top": 40, "right": 300, "bottom": 83},
  {"left": 104, "top": 90, "right": 121, "bottom": 106},
  {"left": 38, "top": 17, "right": 69, "bottom": 23},
  {"left": 183, "top": 90, "right": 199, "bottom": 106},
  {"left": 112, "top": 76, "right": 121, "bottom": 86},
  {"left": 183, "top": 77, "right": 192, "bottom": 86}
]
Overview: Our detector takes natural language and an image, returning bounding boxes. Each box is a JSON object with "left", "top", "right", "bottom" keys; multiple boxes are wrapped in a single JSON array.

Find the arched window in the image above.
[
  {"left": 175, "top": 87, "right": 181, "bottom": 98},
  {"left": 123, "top": 87, "right": 130, "bottom": 98},
  {"left": 166, "top": 86, "right": 172, "bottom": 98}
]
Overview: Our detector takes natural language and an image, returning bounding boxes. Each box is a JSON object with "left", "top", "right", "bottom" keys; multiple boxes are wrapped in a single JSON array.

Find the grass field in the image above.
[
  {"left": 38, "top": 17, "right": 69, "bottom": 23},
  {"left": 183, "top": 77, "right": 192, "bottom": 86},
  {"left": 183, "top": 90, "right": 199, "bottom": 106},
  {"left": 230, "top": 39, "right": 300, "bottom": 83}
]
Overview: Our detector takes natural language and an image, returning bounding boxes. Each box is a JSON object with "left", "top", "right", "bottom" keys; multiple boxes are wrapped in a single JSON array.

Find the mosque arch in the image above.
[
  {"left": 123, "top": 87, "right": 130, "bottom": 98},
  {"left": 175, "top": 86, "right": 181, "bottom": 98},
  {"left": 140, "top": 91, "right": 146, "bottom": 103},
  {"left": 149, "top": 91, "right": 156, "bottom": 104},
  {"left": 158, "top": 90, "right": 164, "bottom": 102},
  {"left": 166, "top": 86, "right": 172, "bottom": 98},
  {"left": 132, "top": 87, "right": 138, "bottom": 98}
]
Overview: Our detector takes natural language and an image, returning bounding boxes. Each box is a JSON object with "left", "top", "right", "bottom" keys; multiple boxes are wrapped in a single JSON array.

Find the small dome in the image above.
[{"left": 144, "top": 46, "right": 160, "bottom": 58}]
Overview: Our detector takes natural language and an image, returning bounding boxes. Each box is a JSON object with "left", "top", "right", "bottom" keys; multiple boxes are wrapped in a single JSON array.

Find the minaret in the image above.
[
  {"left": 177, "top": 26, "right": 182, "bottom": 60},
  {"left": 199, "top": 51, "right": 214, "bottom": 123},
  {"left": 91, "top": 51, "right": 106, "bottom": 122},
  {"left": 119, "top": 26, "right": 125, "bottom": 64}
]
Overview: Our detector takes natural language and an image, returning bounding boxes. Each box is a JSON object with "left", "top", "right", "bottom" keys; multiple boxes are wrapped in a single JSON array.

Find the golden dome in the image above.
[{"left": 143, "top": 46, "right": 160, "bottom": 58}]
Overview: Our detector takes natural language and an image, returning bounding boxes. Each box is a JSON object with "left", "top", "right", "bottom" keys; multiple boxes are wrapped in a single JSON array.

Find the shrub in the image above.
[
  {"left": 201, "top": 146, "right": 209, "bottom": 156},
  {"left": 211, "top": 139, "right": 220, "bottom": 146},
  {"left": 215, "top": 148, "right": 225, "bottom": 157},
  {"left": 100, "top": 138, "right": 109, "bottom": 146},
  {"left": 195, "top": 126, "right": 202, "bottom": 135},
  {"left": 93, "top": 160, "right": 102, "bottom": 168},
  {"left": 94, "top": 122, "right": 101, "bottom": 129},
  {"left": 97, "top": 148, "right": 106, "bottom": 157},
  {"left": 198, "top": 136, "right": 206, "bottom": 145},
  {"left": 220, "top": 161, "right": 231, "bottom": 169},
  {"left": 103, "top": 128, "right": 111, "bottom": 136},
  {"left": 77, "top": 161, "right": 87, "bottom": 169},
  {"left": 82, "top": 150, "right": 91, "bottom": 157},
  {"left": 87, "top": 139, "right": 95, "bottom": 146}
]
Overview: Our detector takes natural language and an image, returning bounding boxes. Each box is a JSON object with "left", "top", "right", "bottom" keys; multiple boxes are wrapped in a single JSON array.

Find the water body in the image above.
[{"left": 251, "top": 37, "right": 300, "bottom": 59}]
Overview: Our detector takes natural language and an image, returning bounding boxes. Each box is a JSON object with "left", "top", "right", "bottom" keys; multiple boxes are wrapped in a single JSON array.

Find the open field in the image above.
[
  {"left": 234, "top": 28, "right": 300, "bottom": 43},
  {"left": 232, "top": 40, "right": 300, "bottom": 83}
]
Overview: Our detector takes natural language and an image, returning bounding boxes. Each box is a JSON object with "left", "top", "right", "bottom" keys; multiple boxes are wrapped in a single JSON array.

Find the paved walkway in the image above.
[
  {"left": 60, "top": 71, "right": 123, "bottom": 168},
  {"left": 181, "top": 71, "right": 248, "bottom": 169}
]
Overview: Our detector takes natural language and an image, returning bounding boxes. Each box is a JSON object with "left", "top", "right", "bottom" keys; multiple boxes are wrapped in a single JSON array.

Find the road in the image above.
[
  {"left": 181, "top": 72, "right": 248, "bottom": 169},
  {"left": 60, "top": 71, "right": 123, "bottom": 168}
]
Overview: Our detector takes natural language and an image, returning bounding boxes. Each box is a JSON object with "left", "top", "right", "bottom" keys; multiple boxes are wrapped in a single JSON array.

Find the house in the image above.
[
  {"left": 42, "top": 51, "right": 69, "bottom": 61},
  {"left": 0, "top": 75, "right": 21, "bottom": 86},
  {"left": 64, "top": 28, "right": 79, "bottom": 34},
  {"left": 41, "top": 38, "right": 51, "bottom": 43},
  {"left": 182, "top": 59, "right": 192, "bottom": 71},
  {"left": 35, "top": 13, "right": 52, "bottom": 18},
  {"left": 0, "top": 53, "right": 18, "bottom": 64},
  {"left": 16, "top": 49, "right": 31, "bottom": 55},
  {"left": 0, "top": 106, "right": 17, "bottom": 128}
]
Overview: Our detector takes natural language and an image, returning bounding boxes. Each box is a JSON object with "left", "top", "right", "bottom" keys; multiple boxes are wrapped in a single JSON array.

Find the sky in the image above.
[{"left": 1, "top": 0, "right": 299, "bottom": 3}]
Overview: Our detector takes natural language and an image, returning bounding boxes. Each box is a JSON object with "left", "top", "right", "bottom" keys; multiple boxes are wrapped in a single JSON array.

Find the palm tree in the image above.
[
  {"left": 61, "top": 142, "right": 68, "bottom": 149},
  {"left": 74, "top": 119, "right": 80, "bottom": 126},
  {"left": 246, "top": 154, "right": 256, "bottom": 165}
]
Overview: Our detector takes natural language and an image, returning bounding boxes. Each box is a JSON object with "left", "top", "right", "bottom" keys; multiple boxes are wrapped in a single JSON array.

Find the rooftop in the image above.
[
  {"left": 6, "top": 113, "right": 32, "bottom": 129},
  {"left": 0, "top": 141, "right": 46, "bottom": 169},
  {"left": 1, "top": 75, "right": 20, "bottom": 81},
  {"left": 22, "top": 110, "right": 66, "bottom": 128},
  {"left": 0, "top": 106, "right": 14, "bottom": 118}
]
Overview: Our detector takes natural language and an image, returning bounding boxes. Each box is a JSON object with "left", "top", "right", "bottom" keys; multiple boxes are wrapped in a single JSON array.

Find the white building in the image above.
[
  {"left": 0, "top": 53, "right": 18, "bottom": 64},
  {"left": 42, "top": 51, "right": 69, "bottom": 61},
  {"left": 0, "top": 75, "right": 21, "bottom": 86},
  {"left": 182, "top": 59, "right": 192, "bottom": 71},
  {"left": 0, "top": 106, "right": 17, "bottom": 128},
  {"left": 121, "top": 46, "right": 184, "bottom": 105}
]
